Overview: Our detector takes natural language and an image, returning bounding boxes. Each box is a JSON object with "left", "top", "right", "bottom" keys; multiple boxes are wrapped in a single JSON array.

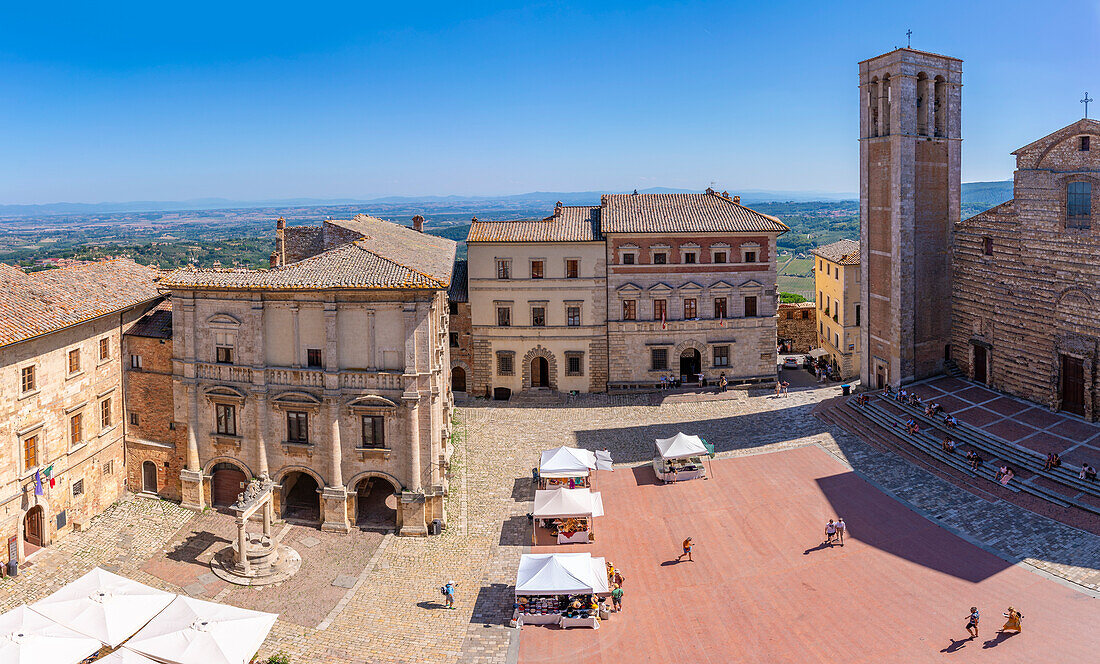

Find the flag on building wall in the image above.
[{"left": 34, "top": 470, "right": 43, "bottom": 496}]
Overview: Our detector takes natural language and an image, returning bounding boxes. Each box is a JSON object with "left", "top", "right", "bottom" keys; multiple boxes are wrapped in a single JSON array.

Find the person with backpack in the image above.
[{"left": 441, "top": 580, "right": 459, "bottom": 609}]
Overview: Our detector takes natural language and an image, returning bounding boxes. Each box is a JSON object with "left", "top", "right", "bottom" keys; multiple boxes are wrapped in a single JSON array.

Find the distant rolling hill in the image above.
[{"left": 961, "top": 180, "right": 1013, "bottom": 211}]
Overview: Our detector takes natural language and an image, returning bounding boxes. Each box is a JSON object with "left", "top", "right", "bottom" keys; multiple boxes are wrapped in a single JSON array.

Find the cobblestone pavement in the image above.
[{"left": 0, "top": 383, "right": 1095, "bottom": 664}]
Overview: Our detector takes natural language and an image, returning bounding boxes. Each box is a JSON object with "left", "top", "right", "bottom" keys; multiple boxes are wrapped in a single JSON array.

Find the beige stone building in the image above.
[
  {"left": 159, "top": 215, "right": 456, "bottom": 535},
  {"left": 466, "top": 205, "right": 608, "bottom": 397},
  {"left": 952, "top": 119, "right": 1100, "bottom": 419},
  {"left": 812, "top": 239, "right": 861, "bottom": 380},
  {"left": 0, "top": 260, "right": 160, "bottom": 565},
  {"left": 859, "top": 48, "right": 962, "bottom": 389}
]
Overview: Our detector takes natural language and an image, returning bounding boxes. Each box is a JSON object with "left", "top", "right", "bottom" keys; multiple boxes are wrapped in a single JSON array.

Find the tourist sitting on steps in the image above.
[
  {"left": 944, "top": 414, "right": 959, "bottom": 428},
  {"left": 942, "top": 437, "right": 957, "bottom": 453},
  {"left": 1081, "top": 463, "right": 1098, "bottom": 481},
  {"left": 1044, "top": 453, "right": 1061, "bottom": 471}
]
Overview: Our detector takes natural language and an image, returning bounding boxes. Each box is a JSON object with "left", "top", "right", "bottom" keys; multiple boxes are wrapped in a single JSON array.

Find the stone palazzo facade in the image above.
[
  {"left": 159, "top": 215, "right": 456, "bottom": 535},
  {"left": 952, "top": 119, "right": 1100, "bottom": 420},
  {"left": 463, "top": 191, "right": 788, "bottom": 394},
  {"left": 0, "top": 260, "right": 160, "bottom": 564}
]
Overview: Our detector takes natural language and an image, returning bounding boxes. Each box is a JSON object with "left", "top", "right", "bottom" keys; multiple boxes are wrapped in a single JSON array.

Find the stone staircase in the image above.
[{"left": 943, "top": 359, "right": 964, "bottom": 378}]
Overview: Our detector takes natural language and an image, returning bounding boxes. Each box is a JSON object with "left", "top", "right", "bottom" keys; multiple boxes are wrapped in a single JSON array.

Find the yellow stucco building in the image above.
[{"left": 812, "top": 239, "right": 861, "bottom": 380}]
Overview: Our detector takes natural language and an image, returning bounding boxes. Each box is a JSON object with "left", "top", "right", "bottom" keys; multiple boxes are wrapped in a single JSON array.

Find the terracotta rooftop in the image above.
[
  {"left": 163, "top": 215, "right": 456, "bottom": 291},
  {"left": 448, "top": 260, "right": 468, "bottom": 303},
  {"left": 0, "top": 259, "right": 161, "bottom": 347},
  {"left": 600, "top": 192, "right": 788, "bottom": 235},
  {"left": 811, "top": 239, "right": 860, "bottom": 265},
  {"left": 466, "top": 206, "right": 601, "bottom": 243},
  {"left": 126, "top": 298, "right": 173, "bottom": 339}
]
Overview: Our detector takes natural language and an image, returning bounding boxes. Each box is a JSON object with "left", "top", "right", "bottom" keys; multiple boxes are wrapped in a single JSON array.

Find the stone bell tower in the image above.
[{"left": 859, "top": 48, "right": 962, "bottom": 388}]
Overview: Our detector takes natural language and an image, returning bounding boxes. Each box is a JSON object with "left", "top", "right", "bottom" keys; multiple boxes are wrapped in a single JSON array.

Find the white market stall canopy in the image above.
[
  {"left": 124, "top": 596, "right": 278, "bottom": 664},
  {"left": 808, "top": 348, "right": 829, "bottom": 359},
  {"left": 655, "top": 433, "right": 708, "bottom": 460},
  {"left": 31, "top": 567, "right": 176, "bottom": 648},
  {"left": 539, "top": 447, "right": 597, "bottom": 478},
  {"left": 533, "top": 488, "right": 605, "bottom": 519},
  {"left": 0, "top": 605, "right": 102, "bottom": 664},
  {"left": 515, "top": 553, "right": 610, "bottom": 595},
  {"left": 594, "top": 450, "right": 614, "bottom": 471}
]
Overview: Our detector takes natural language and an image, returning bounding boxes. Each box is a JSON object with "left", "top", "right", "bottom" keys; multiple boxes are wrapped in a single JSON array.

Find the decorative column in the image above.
[
  {"left": 399, "top": 390, "right": 428, "bottom": 535},
  {"left": 236, "top": 518, "right": 250, "bottom": 575},
  {"left": 180, "top": 383, "right": 206, "bottom": 510},
  {"left": 320, "top": 399, "right": 349, "bottom": 533}
]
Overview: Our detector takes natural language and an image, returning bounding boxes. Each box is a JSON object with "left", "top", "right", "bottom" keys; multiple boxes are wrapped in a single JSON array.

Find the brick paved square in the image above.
[
  {"left": 1048, "top": 418, "right": 1100, "bottom": 443},
  {"left": 981, "top": 418, "right": 1038, "bottom": 442},
  {"left": 1017, "top": 431, "right": 1078, "bottom": 456},
  {"left": 983, "top": 395, "right": 1034, "bottom": 416},
  {"left": 929, "top": 394, "right": 971, "bottom": 413},
  {"left": 954, "top": 406, "right": 1003, "bottom": 427},
  {"left": 954, "top": 385, "right": 999, "bottom": 404},
  {"left": 1015, "top": 407, "right": 1065, "bottom": 430},
  {"left": 332, "top": 574, "right": 357, "bottom": 589},
  {"left": 299, "top": 536, "right": 321, "bottom": 548}
]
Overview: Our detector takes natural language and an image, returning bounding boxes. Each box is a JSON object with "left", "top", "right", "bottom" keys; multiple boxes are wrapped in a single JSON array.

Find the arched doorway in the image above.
[
  {"left": 354, "top": 476, "right": 399, "bottom": 531},
  {"left": 23, "top": 506, "right": 45, "bottom": 551},
  {"left": 211, "top": 462, "right": 247, "bottom": 507},
  {"left": 680, "top": 349, "right": 701, "bottom": 382},
  {"left": 532, "top": 357, "right": 550, "bottom": 388},
  {"left": 142, "top": 461, "right": 158, "bottom": 494},
  {"left": 282, "top": 471, "right": 320, "bottom": 522},
  {"left": 452, "top": 366, "right": 466, "bottom": 393}
]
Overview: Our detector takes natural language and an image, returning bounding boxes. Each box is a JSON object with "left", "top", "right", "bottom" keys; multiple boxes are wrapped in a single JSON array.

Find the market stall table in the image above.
[
  {"left": 532, "top": 488, "right": 605, "bottom": 545},
  {"left": 653, "top": 432, "right": 709, "bottom": 483},
  {"left": 536, "top": 447, "right": 614, "bottom": 490},
  {"left": 513, "top": 553, "right": 610, "bottom": 630}
]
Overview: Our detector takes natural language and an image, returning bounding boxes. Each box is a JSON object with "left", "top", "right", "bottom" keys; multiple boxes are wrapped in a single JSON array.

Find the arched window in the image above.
[
  {"left": 868, "top": 78, "right": 880, "bottom": 137},
  {"left": 916, "top": 73, "right": 929, "bottom": 136},
  {"left": 881, "top": 75, "right": 891, "bottom": 135},
  {"left": 934, "top": 76, "right": 947, "bottom": 137},
  {"left": 1067, "top": 182, "right": 1092, "bottom": 229}
]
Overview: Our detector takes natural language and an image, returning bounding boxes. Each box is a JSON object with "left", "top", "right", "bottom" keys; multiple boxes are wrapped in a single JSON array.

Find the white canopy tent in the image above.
[
  {"left": 655, "top": 432, "right": 708, "bottom": 460},
  {"left": 0, "top": 605, "right": 102, "bottom": 664},
  {"left": 124, "top": 596, "right": 277, "bottom": 664},
  {"left": 31, "top": 567, "right": 176, "bottom": 648},
  {"left": 532, "top": 488, "right": 605, "bottom": 519},
  {"left": 538, "top": 447, "right": 597, "bottom": 478},
  {"left": 808, "top": 348, "right": 829, "bottom": 360},
  {"left": 515, "top": 553, "right": 610, "bottom": 596}
]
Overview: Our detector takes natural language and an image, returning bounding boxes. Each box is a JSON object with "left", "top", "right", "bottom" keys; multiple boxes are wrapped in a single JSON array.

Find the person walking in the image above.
[
  {"left": 835, "top": 517, "right": 846, "bottom": 546},
  {"left": 1000, "top": 606, "right": 1022, "bottom": 633},
  {"left": 781, "top": 380, "right": 790, "bottom": 397},
  {"left": 824, "top": 519, "right": 837, "bottom": 544},
  {"left": 676, "top": 537, "right": 694, "bottom": 562},
  {"left": 611, "top": 584, "right": 624, "bottom": 612},
  {"left": 441, "top": 580, "right": 459, "bottom": 609},
  {"left": 965, "top": 607, "right": 980, "bottom": 639}
]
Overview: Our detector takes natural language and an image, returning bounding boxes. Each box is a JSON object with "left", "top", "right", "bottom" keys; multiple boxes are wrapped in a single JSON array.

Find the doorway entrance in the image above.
[
  {"left": 532, "top": 357, "right": 550, "bottom": 388},
  {"left": 142, "top": 461, "right": 158, "bottom": 494},
  {"left": 211, "top": 462, "right": 247, "bottom": 507},
  {"left": 23, "top": 505, "right": 44, "bottom": 553},
  {"left": 972, "top": 345, "right": 988, "bottom": 385},
  {"left": 452, "top": 366, "right": 466, "bottom": 393},
  {"left": 282, "top": 472, "right": 321, "bottom": 522},
  {"left": 355, "top": 477, "right": 398, "bottom": 531},
  {"left": 680, "top": 349, "right": 701, "bottom": 382},
  {"left": 1061, "top": 354, "right": 1086, "bottom": 417}
]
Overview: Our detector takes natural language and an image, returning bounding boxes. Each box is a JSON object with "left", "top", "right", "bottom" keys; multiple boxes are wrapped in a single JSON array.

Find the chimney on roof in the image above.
[
  {"left": 471, "top": 216, "right": 478, "bottom": 223},
  {"left": 555, "top": 201, "right": 563, "bottom": 215},
  {"left": 733, "top": 195, "right": 741, "bottom": 204},
  {"left": 632, "top": 189, "right": 638, "bottom": 195},
  {"left": 412, "top": 215, "right": 424, "bottom": 232},
  {"left": 721, "top": 191, "right": 729, "bottom": 199},
  {"left": 705, "top": 187, "right": 715, "bottom": 195},
  {"left": 273, "top": 217, "right": 286, "bottom": 267}
]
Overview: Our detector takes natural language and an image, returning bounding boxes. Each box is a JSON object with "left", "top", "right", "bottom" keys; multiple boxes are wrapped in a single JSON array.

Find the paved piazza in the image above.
[{"left": 0, "top": 382, "right": 1096, "bottom": 663}]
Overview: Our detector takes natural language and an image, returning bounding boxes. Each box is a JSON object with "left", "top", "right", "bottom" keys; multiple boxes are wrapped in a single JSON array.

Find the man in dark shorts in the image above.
[
  {"left": 965, "top": 606, "right": 980, "bottom": 638},
  {"left": 611, "top": 584, "right": 623, "bottom": 612},
  {"left": 676, "top": 537, "right": 694, "bottom": 562}
]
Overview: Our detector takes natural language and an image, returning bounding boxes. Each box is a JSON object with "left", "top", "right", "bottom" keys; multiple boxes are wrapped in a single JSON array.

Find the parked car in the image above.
[{"left": 783, "top": 356, "right": 801, "bottom": 369}]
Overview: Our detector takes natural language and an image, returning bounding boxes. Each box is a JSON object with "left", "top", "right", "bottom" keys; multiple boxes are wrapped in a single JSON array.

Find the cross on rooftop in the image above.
[
  {"left": 1082, "top": 92, "right": 1093, "bottom": 119},
  {"left": 906, "top": 30, "right": 912, "bottom": 48}
]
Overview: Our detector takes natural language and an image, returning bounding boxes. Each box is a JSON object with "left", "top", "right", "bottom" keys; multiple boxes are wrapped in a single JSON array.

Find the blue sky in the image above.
[{"left": 1, "top": 1, "right": 1097, "bottom": 204}]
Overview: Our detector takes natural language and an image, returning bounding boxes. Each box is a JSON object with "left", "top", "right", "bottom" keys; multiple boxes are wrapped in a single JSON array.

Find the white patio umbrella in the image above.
[
  {"left": 125, "top": 596, "right": 277, "bottom": 664},
  {"left": 99, "top": 649, "right": 163, "bottom": 664},
  {"left": 0, "top": 605, "right": 102, "bottom": 664},
  {"left": 31, "top": 567, "right": 176, "bottom": 647}
]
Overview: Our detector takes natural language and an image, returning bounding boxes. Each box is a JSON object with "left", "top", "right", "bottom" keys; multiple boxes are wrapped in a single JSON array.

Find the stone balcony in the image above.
[
  {"left": 609, "top": 316, "right": 775, "bottom": 333},
  {"left": 192, "top": 362, "right": 406, "bottom": 391}
]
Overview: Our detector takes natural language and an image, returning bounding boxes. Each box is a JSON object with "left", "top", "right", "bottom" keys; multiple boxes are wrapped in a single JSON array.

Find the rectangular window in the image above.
[
  {"left": 361, "top": 415, "right": 385, "bottom": 449},
  {"left": 496, "top": 259, "right": 511, "bottom": 279},
  {"left": 651, "top": 348, "right": 668, "bottom": 371},
  {"left": 449, "top": 332, "right": 460, "bottom": 348},
  {"left": 744, "top": 251, "right": 757, "bottom": 263},
  {"left": 654, "top": 299, "right": 667, "bottom": 321},
  {"left": 565, "top": 259, "right": 579, "bottom": 278},
  {"left": 622, "top": 300, "right": 636, "bottom": 321},
  {"left": 653, "top": 252, "right": 667, "bottom": 265},
  {"left": 566, "top": 306, "right": 581, "bottom": 327},
  {"left": 532, "top": 307, "right": 546, "bottom": 327},
  {"left": 70, "top": 412, "right": 83, "bottom": 446},
  {"left": 21, "top": 366, "right": 35, "bottom": 393},
  {"left": 497, "top": 352, "right": 514, "bottom": 376},
  {"left": 713, "top": 345, "right": 729, "bottom": 367},
  {"left": 744, "top": 296, "right": 758, "bottom": 317},
  {"left": 99, "top": 337, "right": 110, "bottom": 361},
  {"left": 802, "top": 310, "right": 810, "bottom": 320},
  {"left": 714, "top": 251, "right": 727, "bottom": 263},
  {"left": 23, "top": 435, "right": 37, "bottom": 472},
  {"left": 497, "top": 307, "right": 511, "bottom": 327},
  {"left": 73, "top": 479, "right": 84, "bottom": 497},
  {"left": 68, "top": 348, "right": 81, "bottom": 374},
  {"left": 530, "top": 260, "right": 544, "bottom": 279},
  {"left": 286, "top": 411, "right": 309, "bottom": 443},
  {"left": 855, "top": 304, "right": 861, "bottom": 327},
  {"left": 565, "top": 353, "right": 584, "bottom": 376},
  {"left": 826, "top": 264, "right": 831, "bottom": 276},
  {"left": 714, "top": 297, "right": 727, "bottom": 319},
  {"left": 130, "top": 412, "right": 140, "bottom": 426},
  {"left": 983, "top": 237, "right": 993, "bottom": 256},
  {"left": 215, "top": 346, "right": 233, "bottom": 364},
  {"left": 683, "top": 298, "right": 697, "bottom": 319},
  {"left": 835, "top": 270, "right": 840, "bottom": 280},
  {"left": 130, "top": 354, "right": 143, "bottom": 370},
  {"left": 306, "top": 348, "right": 322, "bottom": 367},
  {"left": 100, "top": 398, "right": 112, "bottom": 429},
  {"left": 216, "top": 403, "right": 237, "bottom": 436},
  {"left": 622, "top": 253, "right": 636, "bottom": 265},
  {"left": 103, "top": 460, "right": 114, "bottom": 476},
  {"left": 1067, "top": 182, "right": 1091, "bottom": 228},
  {"left": 684, "top": 252, "right": 697, "bottom": 264},
  {"left": 1081, "top": 136, "right": 1091, "bottom": 151}
]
